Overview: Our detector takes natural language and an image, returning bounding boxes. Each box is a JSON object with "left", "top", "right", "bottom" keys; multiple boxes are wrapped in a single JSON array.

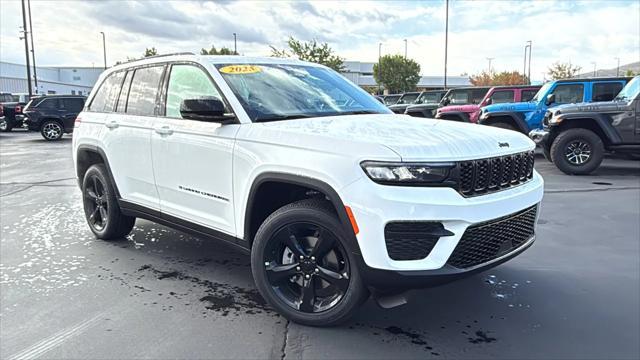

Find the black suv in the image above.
[
  {"left": 530, "top": 76, "right": 640, "bottom": 174},
  {"left": 23, "top": 95, "right": 86, "bottom": 141}
]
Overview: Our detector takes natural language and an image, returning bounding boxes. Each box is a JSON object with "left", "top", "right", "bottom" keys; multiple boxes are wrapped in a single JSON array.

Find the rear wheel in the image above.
[
  {"left": 0, "top": 118, "right": 13, "bottom": 132},
  {"left": 41, "top": 120, "right": 64, "bottom": 141},
  {"left": 251, "top": 199, "right": 368, "bottom": 326},
  {"left": 82, "top": 164, "right": 135, "bottom": 239},
  {"left": 550, "top": 128, "right": 604, "bottom": 175}
]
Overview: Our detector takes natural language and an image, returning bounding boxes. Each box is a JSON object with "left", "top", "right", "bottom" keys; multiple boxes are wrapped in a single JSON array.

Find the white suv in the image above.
[{"left": 73, "top": 54, "right": 543, "bottom": 326}]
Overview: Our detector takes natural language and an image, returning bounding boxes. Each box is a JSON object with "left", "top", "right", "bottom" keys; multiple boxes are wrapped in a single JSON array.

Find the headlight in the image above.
[{"left": 361, "top": 161, "right": 455, "bottom": 185}]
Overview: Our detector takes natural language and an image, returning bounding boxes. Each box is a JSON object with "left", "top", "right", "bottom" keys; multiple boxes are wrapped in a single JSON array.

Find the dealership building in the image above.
[
  {"left": 0, "top": 61, "right": 104, "bottom": 96},
  {"left": 341, "top": 61, "right": 471, "bottom": 92}
]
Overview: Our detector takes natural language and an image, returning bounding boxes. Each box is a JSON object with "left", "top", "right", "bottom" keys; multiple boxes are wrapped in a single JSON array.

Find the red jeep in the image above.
[{"left": 435, "top": 85, "right": 541, "bottom": 123}]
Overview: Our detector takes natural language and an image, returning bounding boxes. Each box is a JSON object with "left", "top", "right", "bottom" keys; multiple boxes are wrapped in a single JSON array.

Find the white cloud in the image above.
[{"left": 1, "top": 0, "right": 638, "bottom": 81}]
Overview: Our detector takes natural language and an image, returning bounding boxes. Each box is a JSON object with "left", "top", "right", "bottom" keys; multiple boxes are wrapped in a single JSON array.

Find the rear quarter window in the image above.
[{"left": 89, "top": 71, "right": 125, "bottom": 112}]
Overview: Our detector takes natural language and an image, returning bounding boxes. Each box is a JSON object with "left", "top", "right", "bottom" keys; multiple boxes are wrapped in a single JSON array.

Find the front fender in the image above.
[{"left": 480, "top": 111, "right": 529, "bottom": 133}]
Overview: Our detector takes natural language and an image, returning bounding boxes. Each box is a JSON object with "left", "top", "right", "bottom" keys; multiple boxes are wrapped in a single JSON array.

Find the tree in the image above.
[
  {"left": 547, "top": 61, "right": 582, "bottom": 80},
  {"left": 270, "top": 37, "right": 345, "bottom": 72},
  {"left": 372, "top": 54, "right": 421, "bottom": 93},
  {"left": 470, "top": 70, "right": 528, "bottom": 86},
  {"left": 144, "top": 47, "right": 158, "bottom": 57},
  {"left": 625, "top": 69, "right": 637, "bottom": 77},
  {"left": 200, "top": 45, "right": 237, "bottom": 55}
]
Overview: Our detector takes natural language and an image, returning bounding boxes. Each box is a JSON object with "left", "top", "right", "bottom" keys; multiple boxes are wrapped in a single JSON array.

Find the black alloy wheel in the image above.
[
  {"left": 83, "top": 175, "right": 108, "bottom": 231},
  {"left": 263, "top": 222, "right": 350, "bottom": 313}
]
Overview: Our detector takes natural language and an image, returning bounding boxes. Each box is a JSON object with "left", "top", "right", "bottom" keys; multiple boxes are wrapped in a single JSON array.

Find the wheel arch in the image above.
[
  {"left": 76, "top": 145, "right": 121, "bottom": 197},
  {"left": 552, "top": 114, "right": 621, "bottom": 146},
  {"left": 437, "top": 111, "right": 470, "bottom": 122},
  {"left": 482, "top": 112, "right": 529, "bottom": 133},
  {"left": 40, "top": 117, "right": 65, "bottom": 130},
  {"left": 243, "top": 172, "right": 360, "bottom": 254}
]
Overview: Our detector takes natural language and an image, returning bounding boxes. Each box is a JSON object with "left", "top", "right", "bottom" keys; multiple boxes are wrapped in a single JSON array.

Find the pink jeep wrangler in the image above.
[{"left": 435, "top": 85, "right": 541, "bottom": 123}]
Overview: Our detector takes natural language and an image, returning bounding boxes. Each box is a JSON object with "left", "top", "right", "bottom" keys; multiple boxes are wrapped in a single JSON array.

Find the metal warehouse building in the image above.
[
  {"left": 0, "top": 61, "right": 104, "bottom": 96},
  {"left": 341, "top": 61, "right": 471, "bottom": 91}
]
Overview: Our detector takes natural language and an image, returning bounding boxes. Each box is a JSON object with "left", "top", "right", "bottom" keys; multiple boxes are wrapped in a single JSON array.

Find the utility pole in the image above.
[
  {"left": 378, "top": 42, "right": 382, "bottom": 94},
  {"left": 614, "top": 57, "right": 620, "bottom": 76},
  {"left": 27, "top": 0, "right": 37, "bottom": 94},
  {"left": 20, "top": 0, "right": 32, "bottom": 97},
  {"left": 527, "top": 40, "right": 532, "bottom": 83},
  {"left": 486, "top": 57, "right": 494, "bottom": 73},
  {"left": 444, "top": 0, "right": 449, "bottom": 90},
  {"left": 233, "top": 33, "right": 237, "bottom": 54},
  {"left": 524, "top": 41, "right": 531, "bottom": 84},
  {"left": 404, "top": 39, "right": 407, "bottom": 58},
  {"left": 591, "top": 62, "right": 597, "bottom": 77},
  {"left": 100, "top": 32, "right": 107, "bottom": 69}
]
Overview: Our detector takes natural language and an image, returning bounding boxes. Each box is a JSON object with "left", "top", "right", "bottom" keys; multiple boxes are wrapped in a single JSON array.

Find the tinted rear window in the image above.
[
  {"left": 36, "top": 98, "right": 60, "bottom": 109},
  {"left": 521, "top": 89, "right": 537, "bottom": 102},
  {"left": 63, "top": 98, "right": 85, "bottom": 112},
  {"left": 90, "top": 71, "right": 125, "bottom": 112},
  {"left": 491, "top": 90, "right": 514, "bottom": 104},
  {"left": 126, "top": 66, "right": 164, "bottom": 116},
  {"left": 593, "top": 82, "right": 624, "bottom": 102}
]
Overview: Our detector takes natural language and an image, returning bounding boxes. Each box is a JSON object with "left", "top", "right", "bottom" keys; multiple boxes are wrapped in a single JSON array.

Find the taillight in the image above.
[
  {"left": 74, "top": 116, "right": 82, "bottom": 125},
  {"left": 15, "top": 105, "right": 22, "bottom": 113}
]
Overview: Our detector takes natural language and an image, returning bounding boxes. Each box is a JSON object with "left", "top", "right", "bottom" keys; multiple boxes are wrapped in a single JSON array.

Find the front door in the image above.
[{"left": 151, "top": 63, "right": 239, "bottom": 235}]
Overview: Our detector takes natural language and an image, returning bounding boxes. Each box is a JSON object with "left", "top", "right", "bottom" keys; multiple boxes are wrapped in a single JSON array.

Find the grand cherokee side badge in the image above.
[{"left": 499, "top": 142, "right": 510, "bottom": 148}]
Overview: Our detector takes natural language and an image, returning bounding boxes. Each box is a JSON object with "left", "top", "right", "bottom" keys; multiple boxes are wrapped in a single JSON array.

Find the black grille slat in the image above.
[
  {"left": 457, "top": 151, "right": 534, "bottom": 197},
  {"left": 385, "top": 222, "right": 443, "bottom": 260},
  {"left": 447, "top": 205, "right": 538, "bottom": 268}
]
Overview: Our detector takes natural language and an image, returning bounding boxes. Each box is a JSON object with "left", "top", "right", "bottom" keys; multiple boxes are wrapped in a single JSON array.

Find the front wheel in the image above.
[
  {"left": 41, "top": 120, "right": 64, "bottom": 141},
  {"left": 0, "top": 118, "right": 13, "bottom": 132},
  {"left": 251, "top": 199, "right": 369, "bottom": 326},
  {"left": 550, "top": 128, "right": 604, "bottom": 175},
  {"left": 82, "top": 164, "right": 135, "bottom": 239}
]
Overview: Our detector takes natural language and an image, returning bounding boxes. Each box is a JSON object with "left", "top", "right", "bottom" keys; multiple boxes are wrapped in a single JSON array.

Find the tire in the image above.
[
  {"left": 550, "top": 128, "right": 604, "bottom": 175},
  {"left": 542, "top": 145, "right": 553, "bottom": 163},
  {"left": 82, "top": 164, "right": 135, "bottom": 239},
  {"left": 0, "top": 118, "right": 13, "bottom": 132},
  {"left": 41, "top": 120, "right": 64, "bottom": 141},
  {"left": 251, "top": 199, "right": 369, "bottom": 326},
  {"left": 492, "top": 122, "right": 517, "bottom": 131}
]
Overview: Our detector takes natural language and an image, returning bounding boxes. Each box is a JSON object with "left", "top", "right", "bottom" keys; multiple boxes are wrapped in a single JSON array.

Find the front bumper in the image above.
[
  {"left": 340, "top": 172, "right": 544, "bottom": 287},
  {"left": 529, "top": 128, "right": 549, "bottom": 146}
]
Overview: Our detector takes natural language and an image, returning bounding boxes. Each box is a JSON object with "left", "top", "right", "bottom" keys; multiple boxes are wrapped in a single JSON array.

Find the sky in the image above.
[{"left": 0, "top": 0, "right": 638, "bottom": 81}]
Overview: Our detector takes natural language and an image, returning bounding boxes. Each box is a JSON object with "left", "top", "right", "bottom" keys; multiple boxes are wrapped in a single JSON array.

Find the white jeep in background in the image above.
[{"left": 72, "top": 54, "right": 543, "bottom": 326}]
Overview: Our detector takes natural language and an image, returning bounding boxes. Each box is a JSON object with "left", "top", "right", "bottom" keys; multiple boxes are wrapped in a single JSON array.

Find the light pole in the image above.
[
  {"left": 27, "top": 0, "right": 38, "bottom": 94},
  {"left": 378, "top": 42, "right": 382, "bottom": 94},
  {"left": 444, "top": 0, "right": 449, "bottom": 90},
  {"left": 527, "top": 40, "right": 532, "bottom": 83},
  {"left": 404, "top": 39, "right": 407, "bottom": 59},
  {"left": 100, "top": 32, "right": 107, "bottom": 69},
  {"left": 614, "top": 57, "right": 620, "bottom": 76},
  {"left": 591, "top": 62, "right": 597, "bottom": 77},
  {"left": 233, "top": 33, "right": 237, "bottom": 54},
  {"left": 523, "top": 41, "right": 531, "bottom": 84},
  {"left": 486, "top": 57, "right": 494, "bottom": 73},
  {"left": 20, "top": 0, "right": 32, "bottom": 97}
]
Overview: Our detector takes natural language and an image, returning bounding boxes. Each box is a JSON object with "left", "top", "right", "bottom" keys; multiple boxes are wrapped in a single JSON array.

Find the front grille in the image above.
[
  {"left": 458, "top": 151, "right": 534, "bottom": 197},
  {"left": 384, "top": 222, "right": 444, "bottom": 260},
  {"left": 447, "top": 205, "right": 537, "bottom": 269}
]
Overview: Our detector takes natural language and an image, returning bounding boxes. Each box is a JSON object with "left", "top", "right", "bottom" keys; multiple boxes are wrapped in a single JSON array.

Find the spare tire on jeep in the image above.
[{"left": 550, "top": 128, "right": 604, "bottom": 175}]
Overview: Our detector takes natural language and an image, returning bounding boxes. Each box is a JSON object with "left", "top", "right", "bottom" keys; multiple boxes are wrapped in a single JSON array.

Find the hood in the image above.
[
  {"left": 406, "top": 103, "right": 440, "bottom": 111},
  {"left": 388, "top": 104, "right": 410, "bottom": 113},
  {"left": 483, "top": 101, "right": 537, "bottom": 113},
  {"left": 438, "top": 104, "right": 479, "bottom": 114},
  {"left": 551, "top": 100, "right": 630, "bottom": 115},
  {"left": 254, "top": 114, "right": 534, "bottom": 162}
]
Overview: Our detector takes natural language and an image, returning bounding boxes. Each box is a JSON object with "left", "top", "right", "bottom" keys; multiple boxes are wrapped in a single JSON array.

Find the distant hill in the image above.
[{"left": 577, "top": 61, "right": 639, "bottom": 77}]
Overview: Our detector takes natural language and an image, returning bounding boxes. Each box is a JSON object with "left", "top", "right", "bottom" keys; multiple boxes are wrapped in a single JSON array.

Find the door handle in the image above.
[
  {"left": 154, "top": 126, "right": 173, "bottom": 136},
  {"left": 105, "top": 120, "right": 119, "bottom": 129}
]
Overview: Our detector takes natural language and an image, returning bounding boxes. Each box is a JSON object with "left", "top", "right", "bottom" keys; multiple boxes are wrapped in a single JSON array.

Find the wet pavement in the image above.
[{"left": 1, "top": 131, "right": 639, "bottom": 359}]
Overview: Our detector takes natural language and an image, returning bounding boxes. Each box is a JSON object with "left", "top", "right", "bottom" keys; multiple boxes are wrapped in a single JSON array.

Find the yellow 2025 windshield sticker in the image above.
[{"left": 219, "top": 65, "right": 262, "bottom": 74}]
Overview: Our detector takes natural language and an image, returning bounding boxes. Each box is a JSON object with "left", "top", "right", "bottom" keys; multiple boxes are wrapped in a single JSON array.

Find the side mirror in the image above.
[
  {"left": 485, "top": 98, "right": 493, "bottom": 106},
  {"left": 180, "top": 97, "right": 235, "bottom": 123},
  {"left": 545, "top": 94, "right": 556, "bottom": 105}
]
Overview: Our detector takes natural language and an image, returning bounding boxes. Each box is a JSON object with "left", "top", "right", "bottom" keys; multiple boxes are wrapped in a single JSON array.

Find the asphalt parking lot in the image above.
[{"left": 1, "top": 131, "right": 639, "bottom": 360}]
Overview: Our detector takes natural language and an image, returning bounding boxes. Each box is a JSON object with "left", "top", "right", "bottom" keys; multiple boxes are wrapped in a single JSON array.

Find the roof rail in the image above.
[{"left": 143, "top": 52, "right": 195, "bottom": 60}]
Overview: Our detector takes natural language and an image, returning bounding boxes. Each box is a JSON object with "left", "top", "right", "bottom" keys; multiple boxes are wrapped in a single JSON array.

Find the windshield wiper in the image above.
[
  {"left": 337, "top": 110, "right": 383, "bottom": 115},
  {"left": 253, "top": 114, "right": 314, "bottom": 122}
]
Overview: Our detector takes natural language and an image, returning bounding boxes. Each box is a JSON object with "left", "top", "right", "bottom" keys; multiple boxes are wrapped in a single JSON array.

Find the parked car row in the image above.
[
  {"left": 377, "top": 76, "right": 638, "bottom": 174},
  {"left": 0, "top": 92, "right": 85, "bottom": 141}
]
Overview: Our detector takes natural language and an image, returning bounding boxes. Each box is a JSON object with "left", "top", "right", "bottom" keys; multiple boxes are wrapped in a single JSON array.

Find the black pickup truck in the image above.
[{"left": 0, "top": 93, "right": 29, "bottom": 132}]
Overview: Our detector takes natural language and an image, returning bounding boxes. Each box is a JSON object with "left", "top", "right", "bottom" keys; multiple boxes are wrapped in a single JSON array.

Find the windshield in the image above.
[
  {"left": 416, "top": 92, "right": 441, "bottom": 104},
  {"left": 531, "top": 82, "right": 552, "bottom": 102},
  {"left": 396, "top": 93, "right": 420, "bottom": 104},
  {"left": 614, "top": 76, "right": 639, "bottom": 101},
  {"left": 384, "top": 95, "right": 400, "bottom": 105},
  {"left": 215, "top": 63, "right": 390, "bottom": 122}
]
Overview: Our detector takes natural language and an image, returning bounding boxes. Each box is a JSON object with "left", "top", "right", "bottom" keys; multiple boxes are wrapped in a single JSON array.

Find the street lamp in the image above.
[
  {"left": 444, "top": 0, "right": 449, "bottom": 90},
  {"left": 233, "top": 33, "right": 237, "bottom": 54},
  {"left": 614, "top": 57, "right": 620, "bottom": 76},
  {"left": 20, "top": 0, "right": 33, "bottom": 97},
  {"left": 100, "top": 32, "right": 107, "bottom": 69},
  {"left": 523, "top": 40, "right": 532, "bottom": 84},
  {"left": 378, "top": 42, "right": 382, "bottom": 94},
  {"left": 404, "top": 39, "right": 407, "bottom": 59},
  {"left": 591, "top": 62, "right": 597, "bottom": 77},
  {"left": 486, "top": 57, "right": 494, "bottom": 73}
]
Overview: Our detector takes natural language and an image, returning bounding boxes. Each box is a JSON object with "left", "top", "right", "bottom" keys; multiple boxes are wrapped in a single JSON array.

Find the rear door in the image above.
[{"left": 150, "top": 62, "right": 239, "bottom": 235}]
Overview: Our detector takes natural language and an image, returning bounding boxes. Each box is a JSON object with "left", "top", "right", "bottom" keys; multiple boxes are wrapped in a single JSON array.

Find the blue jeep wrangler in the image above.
[{"left": 478, "top": 77, "right": 631, "bottom": 134}]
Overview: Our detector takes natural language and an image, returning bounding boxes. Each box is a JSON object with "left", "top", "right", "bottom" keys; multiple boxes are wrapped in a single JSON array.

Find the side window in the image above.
[
  {"left": 165, "top": 64, "right": 222, "bottom": 118},
  {"left": 471, "top": 89, "right": 488, "bottom": 104},
  {"left": 63, "top": 98, "right": 84, "bottom": 112},
  {"left": 451, "top": 91, "right": 469, "bottom": 104},
  {"left": 593, "top": 82, "right": 624, "bottom": 102},
  {"left": 126, "top": 66, "right": 164, "bottom": 116},
  {"left": 116, "top": 71, "right": 134, "bottom": 113},
  {"left": 89, "top": 71, "right": 124, "bottom": 112},
  {"left": 521, "top": 89, "right": 537, "bottom": 102},
  {"left": 491, "top": 90, "right": 514, "bottom": 104},
  {"left": 37, "top": 98, "right": 59, "bottom": 109},
  {"left": 552, "top": 84, "right": 584, "bottom": 104}
]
